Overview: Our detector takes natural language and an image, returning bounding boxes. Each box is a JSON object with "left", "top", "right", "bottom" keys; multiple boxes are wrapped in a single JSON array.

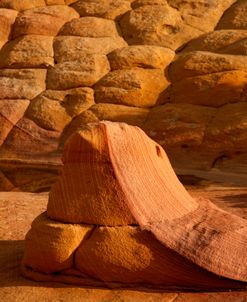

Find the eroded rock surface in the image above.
[
  {"left": 22, "top": 122, "right": 247, "bottom": 290},
  {"left": 0, "top": 0, "right": 247, "bottom": 191}
]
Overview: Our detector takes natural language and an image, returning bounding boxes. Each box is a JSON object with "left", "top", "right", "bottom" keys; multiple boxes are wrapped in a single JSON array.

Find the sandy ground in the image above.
[{"left": 1, "top": 188, "right": 247, "bottom": 302}]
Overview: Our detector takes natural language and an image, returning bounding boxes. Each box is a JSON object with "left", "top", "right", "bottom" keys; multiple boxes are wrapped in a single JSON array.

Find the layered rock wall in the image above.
[{"left": 0, "top": 0, "right": 246, "bottom": 191}]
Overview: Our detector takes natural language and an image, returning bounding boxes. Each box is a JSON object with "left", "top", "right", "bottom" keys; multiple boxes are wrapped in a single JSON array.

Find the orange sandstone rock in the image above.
[
  {"left": 0, "top": 35, "right": 54, "bottom": 68},
  {"left": 23, "top": 122, "right": 247, "bottom": 290},
  {"left": 108, "top": 45, "right": 175, "bottom": 70},
  {"left": 26, "top": 88, "right": 94, "bottom": 131},
  {"left": 0, "top": 8, "right": 18, "bottom": 49},
  {"left": 48, "top": 123, "right": 136, "bottom": 225},
  {"left": 23, "top": 213, "right": 92, "bottom": 273},
  {"left": 12, "top": 5, "right": 79, "bottom": 37},
  {"left": 0, "top": 0, "right": 247, "bottom": 192},
  {"left": 59, "top": 16, "right": 120, "bottom": 37},
  {"left": 53, "top": 36, "right": 127, "bottom": 61},
  {"left": 94, "top": 68, "right": 169, "bottom": 107},
  {"left": 0, "top": 0, "right": 45, "bottom": 11},
  {"left": 0, "top": 69, "right": 46, "bottom": 99},
  {"left": 46, "top": 54, "right": 110, "bottom": 90},
  {"left": 72, "top": 0, "right": 132, "bottom": 20}
]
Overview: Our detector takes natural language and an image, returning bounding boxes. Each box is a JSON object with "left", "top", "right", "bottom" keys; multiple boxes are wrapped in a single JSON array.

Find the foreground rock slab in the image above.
[
  {"left": 21, "top": 122, "right": 247, "bottom": 290},
  {"left": 1, "top": 189, "right": 247, "bottom": 301}
]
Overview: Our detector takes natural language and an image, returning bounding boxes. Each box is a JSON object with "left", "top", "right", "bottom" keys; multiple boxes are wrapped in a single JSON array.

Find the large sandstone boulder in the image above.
[
  {"left": 119, "top": 4, "right": 194, "bottom": 50},
  {"left": 26, "top": 88, "right": 94, "bottom": 131},
  {"left": 12, "top": 5, "right": 79, "bottom": 37},
  {"left": 58, "top": 16, "right": 120, "bottom": 37},
  {"left": 0, "top": 8, "right": 18, "bottom": 49},
  {"left": 24, "top": 213, "right": 92, "bottom": 273},
  {"left": 0, "top": 35, "right": 54, "bottom": 68},
  {"left": 0, "top": 0, "right": 247, "bottom": 191},
  {"left": 53, "top": 36, "right": 127, "bottom": 61},
  {"left": 71, "top": 0, "right": 132, "bottom": 20},
  {"left": 22, "top": 122, "right": 247, "bottom": 290},
  {"left": 108, "top": 45, "right": 175, "bottom": 70},
  {"left": 217, "top": 0, "right": 247, "bottom": 30},
  {"left": 0, "top": 69, "right": 46, "bottom": 99},
  {"left": 182, "top": 30, "right": 247, "bottom": 54},
  {"left": 144, "top": 104, "right": 216, "bottom": 148},
  {"left": 0, "top": 0, "right": 46, "bottom": 11},
  {"left": 94, "top": 68, "right": 169, "bottom": 107},
  {"left": 46, "top": 54, "right": 110, "bottom": 89}
]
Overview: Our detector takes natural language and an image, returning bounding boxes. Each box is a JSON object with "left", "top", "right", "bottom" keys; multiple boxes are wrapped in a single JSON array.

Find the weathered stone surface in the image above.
[
  {"left": 46, "top": 54, "right": 110, "bottom": 90},
  {"left": 26, "top": 88, "right": 94, "bottom": 131},
  {"left": 182, "top": 30, "right": 247, "bottom": 54},
  {"left": 26, "top": 98, "right": 71, "bottom": 132},
  {"left": 62, "top": 104, "right": 147, "bottom": 146},
  {"left": 0, "top": 0, "right": 45, "bottom": 11},
  {"left": 95, "top": 68, "right": 168, "bottom": 108},
  {"left": 0, "top": 99, "right": 30, "bottom": 146},
  {"left": 217, "top": 38, "right": 247, "bottom": 56},
  {"left": 131, "top": 0, "right": 168, "bottom": 8},
  {"left": 170, "top": 51, "right": 247, "bottom": 82},
  {"left": 61, "top": 88, "right": 95, "bottom": 116},
  {"left": 12, "top": 5, "right": 79, "bottom": 38},
  {"left": 0, "top": 8, "right": 18, "bottom": 49},
  {"left": 120, "top": 4, "right": 181, "bottom": 46},
  {"left": 205, "top": 102, "right": 247, "bottom": 152},
  {"left": 22, "top": 122, "right": 247, "bottom": 288},
  {"left": 90, "top": 103, "right": 149, "bottom": 127},
  {"left": 217, "top": 0, "right": 247, "bottom": 30},
  {"left": 47, "top": 159, "right": 136, "bottom": 225},
  {"left": 75, "top": 225, "right": 244, "bottom": 287},
  {"left": 59, "top": 16, "right": 120, "bottom": 37},
  {"left": 45, "top": 0, "right": 65, "bottom": 4},
  {"left": 119, "top": 4, "right": 201, "bottom": 50},
  {"left": 167, "top": 0, "right": 235, "bottom": 32},
  {"left": 75, "top": 226, "right": 174, "bottom": 284},
  {"left": 72, "top": 0, "right": 132, "bottom": 20},
  {"left": 0, "top": 69, "right": 46, "bottom": 99},
  {"left": 48, "top": 126, "right": 136, "bottom": 225},
  {"left": 0, "top": 0, "right": 247, "bottom": 191},
  {"left": 0, "top": 35, "right": 54, "bottom": 68},
  {"left": 144, "top": 104, "right": 216, "bottom": 148},
  {"left": 54, "top": 36, "right": 127, "bottom": 62},
  {"left": 58, "top": 112, "right": 97, "bottom": 149},
  {"left": 2, "top": 190, "right": 247, "bottom": 300},
  {"left": 108, "top": 45, "right": 175, "bottom": 70},
  {"left": 170, "top": 70, "right": 247, "bottom": 107},
  {"left": 45, "top": 0, "right": 74, "bottom": 4},
  {"left": 0, "top": 117, "right": 60, "bottom": 161},
  {"left": 24, "top": 212, "right": 92, "bottom": 273}
]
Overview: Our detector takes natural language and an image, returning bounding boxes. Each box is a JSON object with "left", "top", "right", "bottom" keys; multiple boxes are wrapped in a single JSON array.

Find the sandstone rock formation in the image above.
[
  {"left": 0, "top": 0, "right": 247, "bottom": 191},
  {"left": 22, "top": 122, "right": 247, "bottom": 290}
]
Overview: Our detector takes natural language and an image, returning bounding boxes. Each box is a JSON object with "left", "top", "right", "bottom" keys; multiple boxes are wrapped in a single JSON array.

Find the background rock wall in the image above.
[{"left": 0, "top": 0, "right": 246, "bottom": 191}]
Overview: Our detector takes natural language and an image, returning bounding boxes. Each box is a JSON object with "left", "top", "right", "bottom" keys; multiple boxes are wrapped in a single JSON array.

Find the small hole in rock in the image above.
[
  {"left": 181, "top": 144, "right": 189, "bottom": 149},
  {"left": 156, "top": 145, "right": 162, "bottom": 158}
]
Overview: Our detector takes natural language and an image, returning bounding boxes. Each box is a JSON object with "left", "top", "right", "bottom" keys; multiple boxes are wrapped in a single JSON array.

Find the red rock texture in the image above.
[{"left": 0, "top": 0, "right": 247, "bottom": 191}]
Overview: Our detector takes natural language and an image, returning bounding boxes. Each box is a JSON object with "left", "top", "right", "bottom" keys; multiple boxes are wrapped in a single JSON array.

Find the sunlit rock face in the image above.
[
  {"left": 22, "top": 122, "right": 247, "bottom": 290},
  {"left": 0, "top": 0, "right": 247, "bottom": 191}
]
